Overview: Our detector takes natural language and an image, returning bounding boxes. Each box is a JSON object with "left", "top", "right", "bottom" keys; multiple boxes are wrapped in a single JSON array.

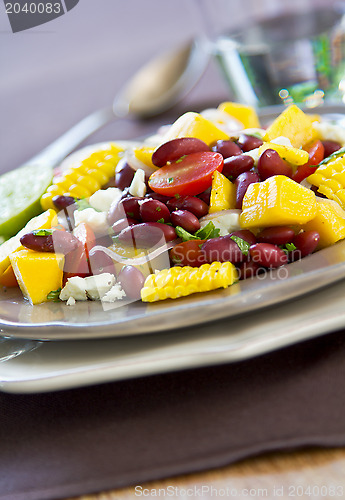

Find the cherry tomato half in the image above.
[
  {"left": 148, "top": 151, "right": 223, "bottom": 196},
  {"left": 170, "top": 240, "right": 207, "bottom": 267},
  {"left": 292, "top": 140, "right": 325, "bottom": 184},
  {"left": 63, "top": 222, "right": 96, "bottom": 283}
]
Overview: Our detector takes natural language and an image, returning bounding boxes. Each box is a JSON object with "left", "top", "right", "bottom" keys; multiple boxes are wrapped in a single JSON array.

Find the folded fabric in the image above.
[{"left": 0, "top": 328, "right": 345, "bottom": 500}]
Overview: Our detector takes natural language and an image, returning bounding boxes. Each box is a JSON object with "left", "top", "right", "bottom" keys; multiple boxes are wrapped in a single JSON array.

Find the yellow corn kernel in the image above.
[
  {"left": 141, "top": 261, "right": 238, "bottom": 302},
  {"left": 209, "top": 171, "right": 236, "bottom": 213},
  {"left": 307, "top": 156, "right": 345, "bottom": 209},
  {"left": 40, "top": 143, "right": 123, "bottom": 210}
]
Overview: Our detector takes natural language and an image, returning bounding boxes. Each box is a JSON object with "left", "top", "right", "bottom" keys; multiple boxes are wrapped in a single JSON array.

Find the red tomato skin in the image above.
[
  {"left": 148, "top": 152, "right": 223, "bottom": 196},
  {"left": 63, "top": 223, "right": 96, "bottom": 283},
  {"left": 170, "top": 240, "right": 207, "bottom": 267},
  {"left": 292, "top": 140, "right": 325, "bottom": 184}
]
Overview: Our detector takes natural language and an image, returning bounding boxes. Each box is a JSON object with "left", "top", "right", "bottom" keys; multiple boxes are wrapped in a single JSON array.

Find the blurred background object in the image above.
[{"left": 2, "top": 0, "right": 345, "bottom": 174}]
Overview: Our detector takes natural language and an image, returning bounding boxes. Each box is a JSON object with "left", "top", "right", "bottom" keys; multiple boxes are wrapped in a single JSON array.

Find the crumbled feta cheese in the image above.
[
  {"left": 271, "top": 136, "right": 293, "bottom": 147},
  {"left": 73, "top": 208, "right": 108, "bottom": 233},
  {"left": 84, "top": 273, "right": 116, "bottom": 300},
  {"left": 101, "top": 283, "right": 126, "bottom": 303},
  {"left": 129, "top": 169, "right": 147, "bottom": 197},
  {"left": 66, "top": 297, "right": 76, "bottom": 306},
  {"left": 200, "top": 210, "right": 241, "bottom": 236},
  {"left": 243, "top": 147, "right": 261, "bottom": 165},
  {"left": 60, "top": 276, "right": 88, "bottom": 301},
  {"left": 201, "top": 108, "right": 243, "bottom": 134},
  {"left": 313, "top": 121, "right": 345, "bottom": 145},
  {"left": 89, "top": 188, "right": 122, "bottom": 212}
]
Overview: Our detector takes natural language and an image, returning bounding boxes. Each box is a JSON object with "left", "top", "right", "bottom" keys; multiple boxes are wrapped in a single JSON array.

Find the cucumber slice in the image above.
[{"left": 0, "top": 164, "right": 53, "bottom": 238}]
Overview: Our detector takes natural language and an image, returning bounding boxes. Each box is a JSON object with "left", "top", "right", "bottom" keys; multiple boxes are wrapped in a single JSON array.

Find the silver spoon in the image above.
[{"left": 26, "top": 38, "right": 209, "bottom": 170}]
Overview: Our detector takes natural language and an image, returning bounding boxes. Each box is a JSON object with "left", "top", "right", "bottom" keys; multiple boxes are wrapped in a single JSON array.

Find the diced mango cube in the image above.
[
  {"left": 302, "top": 198, "right": 345, "bottom": 249},
  {"left": 218, "top": 102, "right": 260, "bottom": 129},
  {"left": 133, "top": 146, "right": 157, "bottom": 169},
  {"left": 209, "top": 171, "right": 236, "bottom": 213},
  {"left": 258, "top": 142, "right": 309, "bottom": 166},
  {"left": 163, "top": 112, "right": 228, "bottom": 145},
  {"left": 240, "top": 175, "right": 317, "bottom": 228},
  {"left": 0, "top": 209, "right": 58, "bottom": 278},
  {"left": 10, "top": 249, "right": 64, "bottom": 305},
  {"left": 264, "top": 105, "right": 318, "bottom": 148},
  {"left": 0, "top": 264, "right": 18, "bottom": 288}
]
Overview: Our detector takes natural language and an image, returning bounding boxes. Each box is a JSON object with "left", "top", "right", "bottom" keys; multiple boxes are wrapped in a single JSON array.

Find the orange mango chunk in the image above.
[
  {"left": 258, "top": 142, "right": 309, "bottom": 166},
  {"left": 0, "top": 264, "right": 18, "bottom": 288},
  {"left": 240, "top": 175, "right": 317, "bottom": 229},
  {"left": 302, "top": 198, "right": 345, "bottom": 249},
  {"left": 264, "top": 105, "right": 318, "bottom": 149},
  {"left": 209, "top": 171, "right": 236, "bottom": 213},
  {"left": 163, "top": 112, "right": 228, "bottom": 146},
  {"left": 218, "top": 102, "right": 260, "bottom": 129},
  {"left": 10, "top": 249, "right": 64, "bottom": 305}
]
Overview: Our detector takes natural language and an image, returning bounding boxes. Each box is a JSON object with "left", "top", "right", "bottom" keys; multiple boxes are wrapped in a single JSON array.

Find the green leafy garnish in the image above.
[
  {"left": 157, "top": 218, "right": 165, "bottom": 223},
  {"left": 317, "top": 146, "right": 345, "bottom": 167},
  {"left": 174, "top": 193, "right": 181, "bottom": 199},
  {"left": 175, "top": 221, "right": 220, "bottom": 242},
  {"left": 175, "top": 155, "right": 186, "bottom": 164},
  {"left": 47, "top": 288, "right": 62, "bottom": 302},
  {"left": 32, "top": 229, "right": 54, "bottom": 236},
  {"left": 230, "top": 235, "right": 250, "bottom": 256},
  {"left": 75, "top": 198, "right": 101, "bottom": 212},
  {"left": 285, "top": 242, "right": 297, "bottom": 251},
  {"left": 168, "top": 177, "right": 174, "bottom": 184}
]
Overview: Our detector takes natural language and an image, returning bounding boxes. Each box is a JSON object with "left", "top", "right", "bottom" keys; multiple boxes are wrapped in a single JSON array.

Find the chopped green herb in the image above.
[
  {"left": 155, "top": 207, "right": 162, "bottom": 212},
  {"left": 317, "top": 146, "right": 345, "bottom": 166},
  {"left": 32, "top": 229, "right": 54, "bottom": 236},
  {"left": 175, "top": 221, "right": 220, "bottom": 242},
  {"left": 175, "top": 155, "right": 186, "bottom": 164},
  {"left": 168, "top": 177, "right": 174, "bottom": 184},
  {"left": 174, "top": 193, "right": 181, "bottom": 199},
  {"left": 230, "top": 235, "right": 250, "bottom": 256},
  {"left": 127, "top": 211, "right": 134, "bottom": 218},
  {"left": 157, "top": 218, "right": 165, "bottom": 223},
  {"left": 47, "top": 288, "right": 62, "bottom": 302}
]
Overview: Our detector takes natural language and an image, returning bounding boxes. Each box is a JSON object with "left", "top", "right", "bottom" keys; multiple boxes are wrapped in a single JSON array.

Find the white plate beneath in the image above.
[{"left": 1, "top": 275, "right": 344, "bottom": 393}]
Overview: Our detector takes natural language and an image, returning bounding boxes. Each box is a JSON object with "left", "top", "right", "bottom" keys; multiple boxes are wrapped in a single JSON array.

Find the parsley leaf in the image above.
[
  {"left": 157, "top": 218, "right": 165, "bottom": 223},
  {"left": 47, "top": 288, "right": 62, "bottom": 302},
  {"left": 75, "top": 198, "right": 101, "bottom": 212},
  {"left": 175, "top": 221, "right": 220, "bottom": 242},
  {"left": 32, "top": 229, "right": 54, "bottom": 236},
  {"left": 230, "top": 235, "right": 250, "bottom": 256},
  {"left": 317, "top": 146, "right": 345, "bottom": 167}
]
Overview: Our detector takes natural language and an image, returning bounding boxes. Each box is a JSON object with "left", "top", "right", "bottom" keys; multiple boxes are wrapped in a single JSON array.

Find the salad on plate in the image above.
[{"left": 1, "top": 102, "right": 345, "bottom": 308}]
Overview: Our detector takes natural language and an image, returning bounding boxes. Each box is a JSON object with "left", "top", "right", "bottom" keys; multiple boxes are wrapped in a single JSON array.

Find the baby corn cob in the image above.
[
  {"left": 141, "top": 261, "right": 238, "bottom": 302},
  {"left": 40, "top": 143, "right": 124, "bottom": 210},
  {"left": 307, "top": 156, "right": 345, "bottom": 209}
]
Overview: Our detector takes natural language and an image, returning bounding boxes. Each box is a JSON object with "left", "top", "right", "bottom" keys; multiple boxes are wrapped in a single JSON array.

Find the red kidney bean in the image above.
[
  {"left": 235, "top": 171, "right": 260, "bottom": 209},
  {"left": 89, "top": 249, "right": 116, "bottom": 276},
  {"left": 171, "top": 209, "right": 200, "bottom": 233},
  {"left": 140, "top": 199, "right": 171, "bottom": 223},
  {"left": 257, "top": 149, "right": 293, "bottom": 180},
  {"left": 20, "top": 230, "right": 79, "bottom": 254},
  {"left": 237, "top": 134, "right": 263, "bottom": 152},
  {"left": 152, "top": 138, "right": 209, "bottom": 167},
  {"left": 118, "top": 222, "right": 177, "bottom": 247},
  {"left": 222, "top": 154, "right": 254, "bottom": 178},
  {"left": 112, "top": 217, "right": 138, "bottom": 235},
  {"left": 257, "top": 226, "right": 295, "bottom": 246},
  {"left": 322, "top": 140, "right": 341, "bottom": 158},
  {"left": 289, "top": 231, "right": 320, "bottom": 261},
  {"left": 115, "top": 159, "right": 135, "bottom": 190},
  {"left": 211, "top": 139, "right": 242, "bottom": 159},
  {"left": 52, "top": 195, "right": 76, "bottom": 210},
  {"left": 237, "top": 261, "right": 263, "bottom": 280},
  {"left": 117, "top": 265, "right": 146, "bottom": 300},
  {"left": 197, "top": 187, "right": 211, "bottom": 205},
  {"left": 167, "top": 195, "right": 208, "bottom": 218},
  {"left": 249, "top": 243, "right": 288, "bottom": 267},
  {"left": 229, "top": 229, "right": 256, "bottom": 246},
  {"left": 107, "top": 196, "right": 142, "bottom": 225},
  {"left": 145, "top": 192, "right": 171, "bottom": 204},
  {"left": 201, "top": 235, "right": 246, "bottom": 264}
]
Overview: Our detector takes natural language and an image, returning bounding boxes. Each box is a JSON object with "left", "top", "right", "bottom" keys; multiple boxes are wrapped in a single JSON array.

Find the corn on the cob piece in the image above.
[
  {"left": 141, "top": 261, "right": 238, "bottom": 302},
  {"left": 307, "top": 156, "right": 345, "bottom": 209},
  {"left": 40, "top": 143, "right": 124, "bottom": 211}
]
